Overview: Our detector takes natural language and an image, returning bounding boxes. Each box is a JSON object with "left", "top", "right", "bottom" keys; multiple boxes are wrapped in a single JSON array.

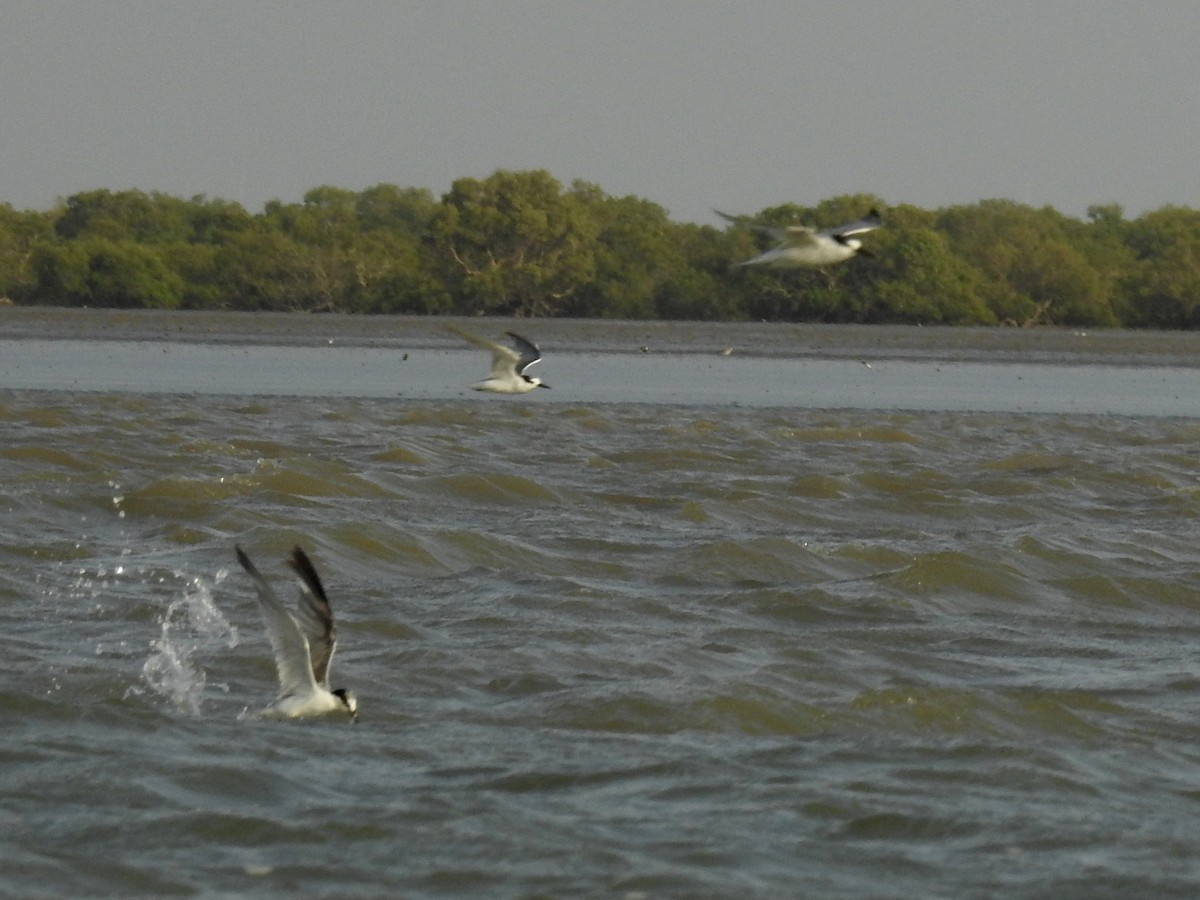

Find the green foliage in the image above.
[
  {"left": 6, "top": 177, "right": 1200, "bottom": 327},
  {"left": 428, "top": 170, "right": 598, "bottom": 317},
  {"left": 0, "top": 203, "right": 55, "bottom": 301},
  {"left": 55, "top": 189, "right": 194, "bottom": 244},
  {"left": 1117, "top": 207, "right": 1200, "bottom": 328},
  {"left": 31, "top": 237, "right": 184, "bottom": 308},
  {"left": 865, "top": 225, "right": 996, "bottom": 325},
  {"left": 354, "top": 184, "right": 437, "bottom": 236}
]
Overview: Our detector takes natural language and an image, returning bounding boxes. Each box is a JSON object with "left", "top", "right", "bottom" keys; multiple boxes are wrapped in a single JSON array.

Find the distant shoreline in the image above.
[{"left": 3, "top": 306, "right": 1200, "bottom": 368}]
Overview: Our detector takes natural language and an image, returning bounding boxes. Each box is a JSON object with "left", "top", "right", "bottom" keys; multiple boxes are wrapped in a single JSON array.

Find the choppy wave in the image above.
[{"left": 3, "top": 378, "right": 1200, "bottom": 896}]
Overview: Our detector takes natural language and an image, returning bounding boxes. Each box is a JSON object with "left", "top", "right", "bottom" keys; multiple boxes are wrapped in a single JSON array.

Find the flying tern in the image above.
[
  {"left": 235, "top": 545, "right": 358, "bottom": 721},
  {"left": 716, "top": 208, "right": 883, "bottom": 269},
  {"left": 446, "top": 324, "right": 550, "bottom": 393}
]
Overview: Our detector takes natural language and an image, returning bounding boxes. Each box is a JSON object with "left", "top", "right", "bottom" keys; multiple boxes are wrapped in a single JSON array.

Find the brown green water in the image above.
[{"left": 3, "top": 309, "right": 1200, "bottom": 897}]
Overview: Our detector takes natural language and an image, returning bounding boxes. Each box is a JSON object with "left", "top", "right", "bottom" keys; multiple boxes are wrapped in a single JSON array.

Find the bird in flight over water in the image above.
[
  {"left": 716, "top": 208, "right": 883, "bottom": 269},
  {"left": 235, "top": 545, "right": 358, "bottom": 722},
  {"left": 446, "top": 324, "right": 551, "bottom": 393}
]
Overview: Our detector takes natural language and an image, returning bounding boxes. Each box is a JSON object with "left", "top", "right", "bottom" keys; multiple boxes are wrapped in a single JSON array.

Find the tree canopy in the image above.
[{"left": 2, "top": 175, "right": 1199, "bottom": 328}]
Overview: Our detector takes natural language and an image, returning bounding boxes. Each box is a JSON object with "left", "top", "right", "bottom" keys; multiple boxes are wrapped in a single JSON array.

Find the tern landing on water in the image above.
[
  {"left": 235, "top": 545, "right": 358, "bottom": 721},
  {"left": 446, "top": 324, "right": 550, "bottom": 393},
  {"left": 716, "top": 208, "right": 883, "bottom": 269}
]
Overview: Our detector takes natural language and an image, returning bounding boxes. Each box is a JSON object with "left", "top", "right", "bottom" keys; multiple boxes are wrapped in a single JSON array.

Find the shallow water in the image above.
[{"left": 3, "top": 310, "right": 1200, "bottom": 897}]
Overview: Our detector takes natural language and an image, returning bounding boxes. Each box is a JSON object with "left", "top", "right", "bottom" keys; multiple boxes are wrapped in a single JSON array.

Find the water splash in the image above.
[{"left": 139, "top": 568, "right": 239, "bottom": 716}]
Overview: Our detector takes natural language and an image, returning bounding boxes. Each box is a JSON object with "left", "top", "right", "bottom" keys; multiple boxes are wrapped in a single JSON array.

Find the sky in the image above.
[{"left": 2, "top": 1, "right": 1198, "bottom": 226}]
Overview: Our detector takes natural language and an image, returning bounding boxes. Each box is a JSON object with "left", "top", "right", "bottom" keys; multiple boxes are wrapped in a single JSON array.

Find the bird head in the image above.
[{"left": 333, "top": 688, "right": 358, "bottom": 722}]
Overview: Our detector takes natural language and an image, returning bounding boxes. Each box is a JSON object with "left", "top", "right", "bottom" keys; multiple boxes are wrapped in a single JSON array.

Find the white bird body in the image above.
[
  {"left": 717, "top": 209, "right": 883, "bottom": 269},
  {"left": 446, "top": 324, "right": 550, "bottom": 393},
  {"left": 235, "top": 545, "right": 357, "bottom": 721}
]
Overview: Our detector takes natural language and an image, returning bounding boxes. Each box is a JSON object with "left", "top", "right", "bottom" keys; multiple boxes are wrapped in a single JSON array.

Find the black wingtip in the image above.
[
  {"left": 504, "top": 330, "right": 540, "bottom": 350},
  {"left": 234, "top": 544, "right": 255, "bottom": 573},
  {"left": 288, "top": 545, "right": 330, "bottom": 604}
]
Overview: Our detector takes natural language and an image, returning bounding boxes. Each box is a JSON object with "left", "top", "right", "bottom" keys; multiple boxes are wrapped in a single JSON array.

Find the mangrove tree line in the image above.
[{"left": 1, "top": 169, "right": 1198, "bottom": 327}]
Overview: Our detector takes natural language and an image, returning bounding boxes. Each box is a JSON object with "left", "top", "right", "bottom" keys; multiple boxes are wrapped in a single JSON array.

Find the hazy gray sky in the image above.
[{"left": 2, "top": 1, "right": 1197, "bottom": 225}]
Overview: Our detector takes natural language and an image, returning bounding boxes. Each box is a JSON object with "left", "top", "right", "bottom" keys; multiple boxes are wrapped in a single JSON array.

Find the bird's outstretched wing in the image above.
[
  {"left": 446, "top": 324, "right": 520, "bottom": 378},
  {"left": 504, "top": 331, "right": 543, "bottom": 375},
  {"left": 236, "top": 546, "right": 319, "bottom": 699},
  {"left": 287, "top": 546, "right": 338, "bottom": 688},
  {"left": 715, "top": 209, "right": 818, "bottom": 247},
  {"left": 827, "top": 209, "right": 884, "bottom": 238}
]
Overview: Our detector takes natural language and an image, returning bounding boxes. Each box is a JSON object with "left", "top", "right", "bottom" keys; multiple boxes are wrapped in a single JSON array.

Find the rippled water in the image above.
[{"left": 4, "top": 311, "right": 1200, "bottom": 897}]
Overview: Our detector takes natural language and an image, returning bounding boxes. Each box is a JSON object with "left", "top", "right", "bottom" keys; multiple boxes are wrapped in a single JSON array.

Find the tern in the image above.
[
  {"left": 446, "top": 324, "right": 550, "bottom": 393},
  {"left": 235, "top": 545, "right": 358, "bottom": 721},
  {"left": 716, "top": 208, "right": 883, "bottom": 269}
]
